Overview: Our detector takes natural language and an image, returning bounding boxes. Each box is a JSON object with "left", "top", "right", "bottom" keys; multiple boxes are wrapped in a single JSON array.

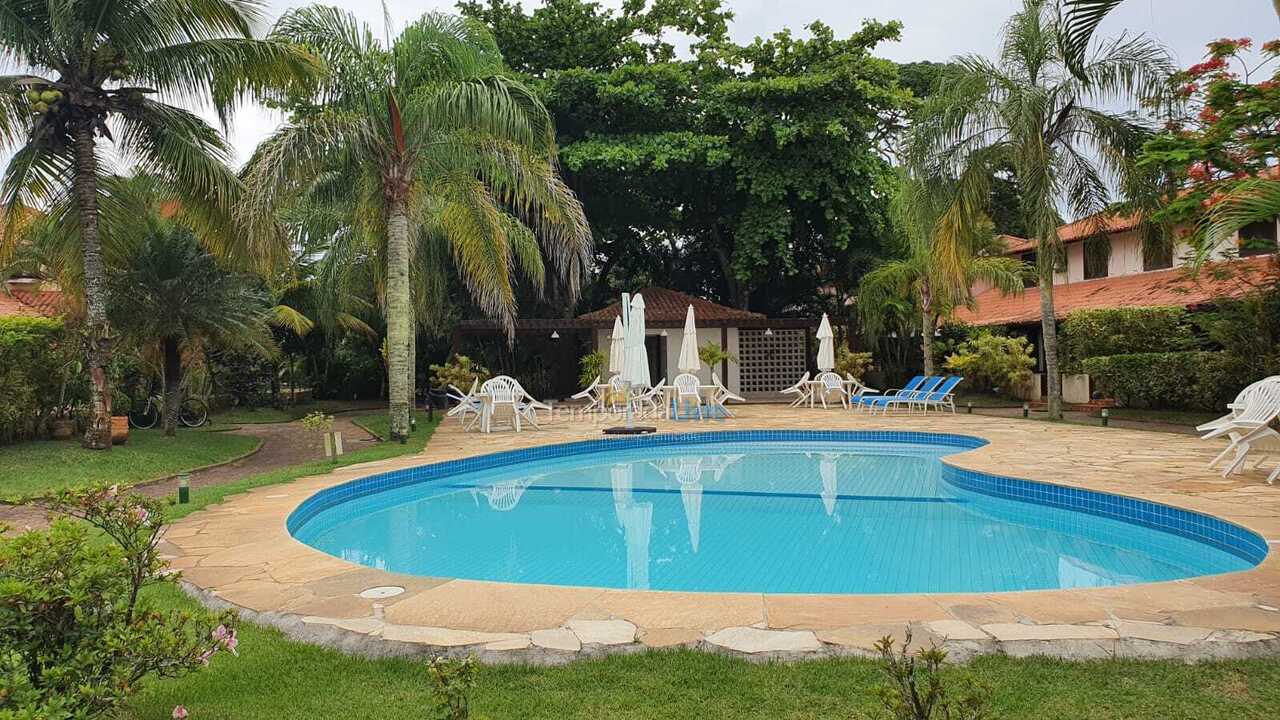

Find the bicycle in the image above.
[{"left": 128, "top": 393, "right": 210, "bottom": 429}]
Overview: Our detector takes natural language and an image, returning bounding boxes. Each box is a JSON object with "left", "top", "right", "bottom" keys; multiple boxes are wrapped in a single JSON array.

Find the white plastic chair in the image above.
[
  {"left": 1201, "top": 378, "right": 1280, "bottom": 476},
  {"left": 480, "top": 375, "right": 522, "bottom": 432},
  {"left": 606, "top": 375, "right": 629, "bottom": 413},
  {"left": 571, "top": 375, "right": 603, "bottom": 413},
  {"left": 445, "top": 380, "right": 482, "bottom": 430},
  {"left": 710, "top": 372, "right": 744, "bottom": 418},
  {"left": 631, "top": 379, "right": 666, "bottom": 419},
  {"left": 845, "top": 374, "right": 878, "bottom": 410},
  {"left": 1197, "top": 376, "right": 1280, "bottom": 436},
  {"left": 815, "top": 371, "right": 848, "bottom": 409},
  {"left": 781, "top": 372, "right": 812, "bottom": 407},
  {"left": 510, "top": 377, "right": 551, "bottom": 429},
  {"left": 673, "top": 373, "right": 705, "bottom": 420}
]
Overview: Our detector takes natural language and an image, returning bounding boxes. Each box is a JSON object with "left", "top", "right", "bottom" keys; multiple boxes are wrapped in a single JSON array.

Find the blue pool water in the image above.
[{"left": 289, "top": 434, "right": 1265, "bottom": 594}]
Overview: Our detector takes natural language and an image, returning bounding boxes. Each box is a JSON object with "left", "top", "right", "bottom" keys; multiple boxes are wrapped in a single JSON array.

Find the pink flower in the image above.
[
  {"left": 211, "top": 625, "right": 238, "bottom": 656},
  {"left": 172, "top": 706, "right": 189, "bottom": 719},
  {"left": 132, "top": 506, "right": 150, "bottom": 524},
  {"left": 211, "top": 625, "right": 230, "bottom": 642},
  {"left": 107, "top": 484, "right": 119, "bottom": 498},
  {"left": 198, "top": 647, "right": 216, "bottom": 665}
]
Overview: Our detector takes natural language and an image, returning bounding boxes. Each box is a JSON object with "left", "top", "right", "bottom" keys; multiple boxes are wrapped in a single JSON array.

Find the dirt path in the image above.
[{"left": 0, "top": 414, "right": 381, "bottom": 531}]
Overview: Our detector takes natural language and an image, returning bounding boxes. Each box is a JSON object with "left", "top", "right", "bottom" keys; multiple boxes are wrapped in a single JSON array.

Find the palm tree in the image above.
[
  {"left": 909, "top": 0, "right": 1172, "bottom": 418},
  {"left": 242, "top": 8, "right": 592, "bottom": 440},
  {"left": 109, "top": 220, "right": 277, "bottom": 435},
  {"left": 0, "top": 0, "right": 316, "bottom": 449},
  {"left": 1061, "top": 1, "right": 1280, "bottom": 77},
  {"left": 859, "top": 174, "right": 1026, "bottom": 376}
]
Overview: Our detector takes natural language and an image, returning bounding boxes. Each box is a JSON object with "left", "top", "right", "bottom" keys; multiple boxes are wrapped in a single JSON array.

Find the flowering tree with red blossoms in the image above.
[{"left": 1139, "top": 37, "right": 1280, "bottom": 260}]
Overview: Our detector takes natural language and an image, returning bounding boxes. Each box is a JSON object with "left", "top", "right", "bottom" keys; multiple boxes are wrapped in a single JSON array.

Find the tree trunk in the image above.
[
  {"left": 1038, "top": 268, "right": 1063, "bottom": 419},
  {"left": 385, "top": 200, "right": 412, "bottom": 441},
  {"left": 72, "top": 124, "right": 112, "bottom": 450},
  {"left": 161, "top": 336, "right": 183, "bottom": 437},
  {"left": 921, "top": 308, "right": 935, "bottom": 377},
  {"left": 919, "top": 280, "right": 935, "bottom": 377},
  {"left": 407, "top": 317, "right": 416, "bottom": 430},
  {"left": 712, "top": 244, "right": 750, "bottom": 310}
]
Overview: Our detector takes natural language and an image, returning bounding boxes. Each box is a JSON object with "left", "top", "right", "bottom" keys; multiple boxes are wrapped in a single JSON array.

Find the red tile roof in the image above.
[
  {"left": 953, "top": 255, "right": 1280, "bottom": 326},
  {"left": 997, "top": 212, "right": 1145, "bottom": 257},
  {"left": 578, "top": 287, "right": 764, "bottom": 324},
  {"left": 1, "top": 280, "right": 65, "bottom": 318}
]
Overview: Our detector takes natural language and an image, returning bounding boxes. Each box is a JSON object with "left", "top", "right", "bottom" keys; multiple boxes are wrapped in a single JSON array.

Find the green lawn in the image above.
[
  {"left": 126, "top": 582, "right": 1280, "bottom": 719},
  {"left": 165, "top": 413, "right": 438, "bottom": 522},
  {"left": 211, "top": 400, "right": 380, "bottom": 425},
  {"left": 1106, "top": 407, "right": 1220, "bottom": 427},
  {"left": 0, "top": 429, "right": 261, "bottom": 502}
]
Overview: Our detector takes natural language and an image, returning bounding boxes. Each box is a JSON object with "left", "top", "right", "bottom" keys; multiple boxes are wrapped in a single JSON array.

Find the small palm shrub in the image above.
[
  {"left": 698, "top": 342, "right": 738, "bottom": 369},
  {"left": 430, "top": 355, "right": 490, "bottom": 391},
  {"left": 579, "top": 350, "right": 608, "bottom": 387},
  {"left": 944, "top": 332, "right": 1035, "bottom": 396},
  {"left": 836, "top": 345, "right": 874, "bottom": 380},
  {"left": 0, "top": 486, "right": 237, "bottom": 718}
]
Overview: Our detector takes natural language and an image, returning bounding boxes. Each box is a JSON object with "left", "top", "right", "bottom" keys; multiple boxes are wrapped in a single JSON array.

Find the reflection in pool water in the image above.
[{"left": 291, "top": 440, "right": 1258, "bottom": 594}]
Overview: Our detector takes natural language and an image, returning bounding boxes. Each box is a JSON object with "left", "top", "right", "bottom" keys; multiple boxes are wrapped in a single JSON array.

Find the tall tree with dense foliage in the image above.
[
  {"left": 0, "top": 0, "right": 316, "bottom": 449},
  {"left": 490, "top": 3, "right": 910, "bottom": 314},
  {"left": 243, "top": 8, "right": 591, "bottom": 440},
  {"left": 910, "top": 0, "right": 1172, "bottom": 418},
  {"left": 1139, "top": 36, "right": 1280, "bottom": 257},
  {"left": 859, "top": 173, "right": 1026, "bottom": 376}
]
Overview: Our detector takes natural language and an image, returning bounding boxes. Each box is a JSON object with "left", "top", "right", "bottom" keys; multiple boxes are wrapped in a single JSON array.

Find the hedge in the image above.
[
  {"left": 0, "top": 316, "right": 69, "bottom": 443},
  {"left": 1080, "top": 351, "right": 1252, "bottom": 411},
  {"left": 1061, "top": 307, "right": 1198, "bottom": 372}
]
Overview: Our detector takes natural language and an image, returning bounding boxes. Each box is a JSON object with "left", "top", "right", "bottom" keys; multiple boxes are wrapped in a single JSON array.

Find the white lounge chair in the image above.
[
  {"left": 571, "top": 375, "right": 603, "bottom": 413},
  {"left": 673, "top": 373, "right": 705, "bottom": 419},
  {"left": 446, "top": 380, "right": 482, "bottom": 430},
  {"left": 480, "top": 375, "right": 522, "bottom": 432},
  {"left": 510, "top": 377, "right": 551, "bottom": 429},
  {"left": 710, "top": 372, "right": 744, "bottom": 417},
  {"left": 781, "top": 372, "right": 812, "bottom": 407},
  {"left": 1201, "top": 378, "right": 1280, "bottom": 476},
  {"left": 1197, "top": 376, "right": 1280, "bottom": 435},
  {"left": 631, "top": 379, "right": 666, "bottom": 419},
  {"left": 814, "top": 372, "right": 848, "bottom": 409}
]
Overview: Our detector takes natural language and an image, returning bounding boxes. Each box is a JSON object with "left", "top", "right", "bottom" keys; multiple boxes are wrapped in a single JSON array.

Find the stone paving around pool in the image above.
[{"left": 161, "top": 406, "right": 1280, "bottom": 663}]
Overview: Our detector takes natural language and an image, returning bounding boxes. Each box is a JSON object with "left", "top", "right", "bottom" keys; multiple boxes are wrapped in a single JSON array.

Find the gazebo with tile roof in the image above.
[{"left": 453, "top": 287, "right": 819, "bottom": 397}]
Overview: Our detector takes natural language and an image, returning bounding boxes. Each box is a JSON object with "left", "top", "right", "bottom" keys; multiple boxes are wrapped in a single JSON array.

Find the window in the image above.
[
  {"left": 1239, "top": 219, "right": 1278, "bottom": 257},
  {"left": 1019, "top": 252, "right": 1038, "bottom": 287},
  {"left": 1083, "top": 236, "right": 1110, "bottom": 280},
  {"left": 1143, "top": 240, "right": 1173, "bottom": 271}
]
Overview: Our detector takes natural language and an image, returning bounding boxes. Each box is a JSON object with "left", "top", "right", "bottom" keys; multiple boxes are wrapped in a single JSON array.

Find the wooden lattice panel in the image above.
[{"left": 738, "top": 328, "right": 806, "bottom": 393}]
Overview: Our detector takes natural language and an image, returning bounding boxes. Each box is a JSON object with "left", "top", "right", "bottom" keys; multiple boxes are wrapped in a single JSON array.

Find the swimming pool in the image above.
[{"left": 288, "top": 431, "right": 1267, "bottom": 594}]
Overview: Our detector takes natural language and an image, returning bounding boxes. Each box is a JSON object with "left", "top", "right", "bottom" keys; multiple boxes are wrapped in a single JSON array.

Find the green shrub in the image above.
[
  {"left": 1081, "top": 351, "right": 1252, "bottom": 410},
  {"left": 426, "top": 656, "right": 480, "bottom": 720},
  {"left": 1061, "top": 307, "right": 1198, "bottom": 371},
  {"left": 578, "top": 350, "right": 607, "bottom": 387},
  {"left": 1194, "top": 285, "right": 1280, "bottom": 382},
  {"left": 943, "top": 332, "right": 1035, "bottom": 396},
  {"left": 0, "top": 486, "right": 236, "bottom": 718},
  {"left": 835, "top": 345, "right": 874, "bottom": 380},
  {"left": 0, "top": 316, "right": 74, "bottom": 443},
  {"left": 429, "top": 355, "right": 490, "bottom": 391},
  {"left": 867, "top": 629, "right": 990, "bottom": 720}
]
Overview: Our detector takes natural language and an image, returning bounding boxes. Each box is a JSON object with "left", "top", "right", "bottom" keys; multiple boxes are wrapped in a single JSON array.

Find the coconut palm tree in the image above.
[
  {"left": 909, "top": 0, "right": 1172, "bottom": 418},
  {"left": 109, "top": 220, "right": 277, "bottom": 435},
  {"left": 0, "top": 0, "right": 317, "bottom": 448},
  {"left": 859, "top": 173, "right": 1027, "bottom": 376},
  {"left": 242, "top": 8, "right": 592, "bottom": 440},
  {"left": 1061, "top": 1, "right": 1280, "bottom": 77}
]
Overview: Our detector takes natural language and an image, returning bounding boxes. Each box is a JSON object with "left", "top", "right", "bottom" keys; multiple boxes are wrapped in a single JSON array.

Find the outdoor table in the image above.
[
  {"left": 663, "top": 384, "right": 721, "bottom": 420},
  {"left": 803, "top": 378, "right": 878, "bottom": 409}
]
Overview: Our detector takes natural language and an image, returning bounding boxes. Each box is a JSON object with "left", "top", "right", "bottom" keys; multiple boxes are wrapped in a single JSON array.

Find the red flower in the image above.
[
  {"left": 1178, "top": 82, "right": 1199, "bottom": 97},
  {"left": 1199, "top": 106, "right": 1220, "bottom": 123},
  {"left": 1188, "top": 162, "right": 1211, "bottom": 182},
  {"left": 1187, "top": 57, "right": 1229, "bottom": 78},
  {"left": 1263, "top": 39, "right": 1280, "bottom": 54}
]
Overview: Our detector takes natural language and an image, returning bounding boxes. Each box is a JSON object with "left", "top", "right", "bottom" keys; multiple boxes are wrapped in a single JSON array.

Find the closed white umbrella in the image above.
[
  {"left": 623, "top": 293, "right": 650, "bottom": 387},
  {"left": 819, "top": 454, "right": 838, "bottom": 516},
  {"left": 816, "top": 313, "right": 835, "bottom": 371},
  {"left": 608, "top": 315, "right": 625, "bottom": 375},
  {"left": 676, "top": 458, "right": 703, "bottom": 553},
  {"left": 677, "top": 304, "right": 700, "bottom": 374}
]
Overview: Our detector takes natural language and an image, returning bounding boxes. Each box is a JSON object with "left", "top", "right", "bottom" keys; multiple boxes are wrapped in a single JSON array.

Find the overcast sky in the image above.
[{"left": 222, "top": 0, "right": 1277, "bottom": 164}]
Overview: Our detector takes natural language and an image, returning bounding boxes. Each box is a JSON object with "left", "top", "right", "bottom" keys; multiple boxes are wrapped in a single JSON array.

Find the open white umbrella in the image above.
[
  {"left": 816, "top": 312, "right": 835, "bottom": 371},
  {"left": 677, "top": 304, "right": 700, "bottom": 374},
  {"left": 608, "top": 315, "right": 625, "bottom": 375},
  {"left": 623, "top": 293, "right": 650, "bottom": 388}
]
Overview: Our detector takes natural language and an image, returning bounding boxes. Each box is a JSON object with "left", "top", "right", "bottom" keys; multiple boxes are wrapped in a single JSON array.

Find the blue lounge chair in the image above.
[
  {"left": 854, "top": 375, "right": 924, "bottom": 411},
  {"left": 864, "top": 376, "right": 943, "bottom": 413},
  {"left": 910, "top": 376, "right": 964, "bottom": 414}
]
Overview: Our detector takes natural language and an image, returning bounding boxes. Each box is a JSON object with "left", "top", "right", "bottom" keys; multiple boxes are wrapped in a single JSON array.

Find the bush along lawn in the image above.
[{"left": 0, "top": 429, "right": 261, "bottom": 502}]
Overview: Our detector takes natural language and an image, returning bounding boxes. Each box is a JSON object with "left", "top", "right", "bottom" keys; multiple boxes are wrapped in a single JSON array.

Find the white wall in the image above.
[{"left": 593, "top": 326, "right": 742, "bottom": 392}]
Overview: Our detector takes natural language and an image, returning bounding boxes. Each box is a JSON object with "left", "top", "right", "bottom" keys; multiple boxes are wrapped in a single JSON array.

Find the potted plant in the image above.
[
  {"left": 429, "top": 354, "right": 490, "bottom": 392},
  {"left": 50, "top": 357, "right": 84, "bottom": 440},
  {"left": 302, "top": 411, "right": 342, "bottom": 460},
  {"left": 579, "top": 350, "right": 607, "bottom": 388},
  {"left": 698, "top": 342, "right": 738, "bottom": 381}
]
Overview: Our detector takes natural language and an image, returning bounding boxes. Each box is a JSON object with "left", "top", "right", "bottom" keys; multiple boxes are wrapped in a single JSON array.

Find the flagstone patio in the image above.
[{"left": 162, "top": 406, "right": 1280, "bottom": 663}]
